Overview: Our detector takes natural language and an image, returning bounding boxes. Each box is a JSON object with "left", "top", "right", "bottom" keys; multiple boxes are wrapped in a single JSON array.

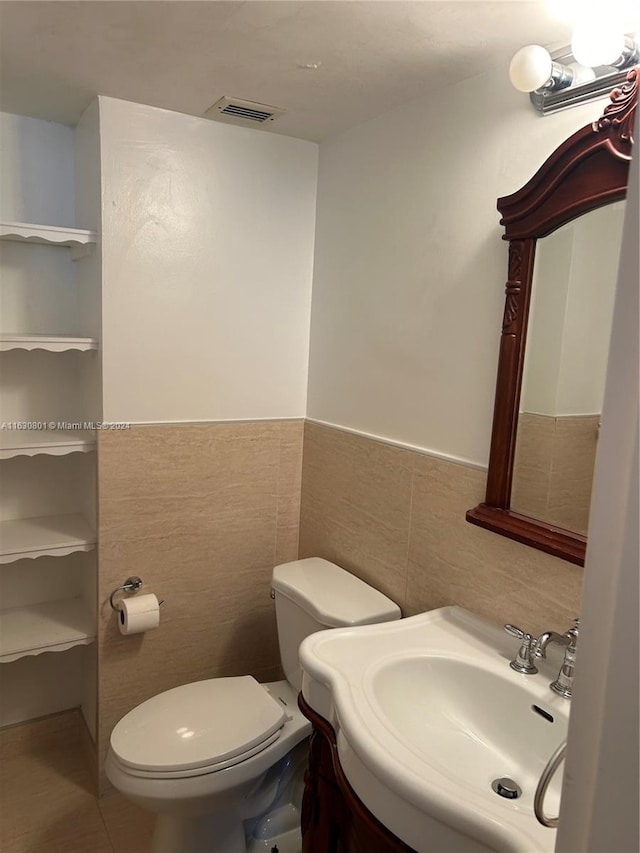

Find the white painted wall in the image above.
[
  {"left": 520, "top": 226, "right": 572, "bottom": 416},
  {"left": 98, "top": 97, "right": 318, "bottom": 424},
  {"left": 74, "top": 101, "right": 102, "bottom": 340},
  {"left": 0, "top": 645, "right": 92, "bottom": 729},
  {"left": 307, "top": 66, "right": 609, "bottom": 465},
  {"left": 0, "top": 112, "right": 75, "bottom": 226},
  {"left": 75, "top": 100, "right": 103, "bottom": 423},
  {"left": 555, "top": 202, "right": 623, "bottom": 416},
  {"left": 522, "top": 203, "right": 624, "bottom": 417},
  {"left": 0, "top": 243, "right": 81, "bottom": 336},
  {"left": 0, "top": 113, "right": 80, "bottom": 336}
]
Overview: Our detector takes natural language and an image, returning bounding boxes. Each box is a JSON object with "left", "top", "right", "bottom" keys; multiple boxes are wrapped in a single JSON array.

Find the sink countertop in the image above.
[{"left": 300, "top": 606, "right": 569, "bottom": 853}]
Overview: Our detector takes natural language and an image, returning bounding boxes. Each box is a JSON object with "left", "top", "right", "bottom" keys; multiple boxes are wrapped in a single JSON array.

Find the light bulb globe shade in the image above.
[
  {"left": 571, "top": 26, "right": 625, "bottom": 67},
  {"left": 509, "top": 45, "right": 553, "bottom": 93}
]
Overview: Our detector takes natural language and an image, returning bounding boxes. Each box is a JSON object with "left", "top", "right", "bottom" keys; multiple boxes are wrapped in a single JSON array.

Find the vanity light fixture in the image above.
[
  {"left": 571, "top": 26, "right": 628, "bottom": 67},
  {"left": 509, "top": 34, "right": 639, "bottom": 113},
  {"left": 509, "top": 45, "right": 574, "bottom": 94}
]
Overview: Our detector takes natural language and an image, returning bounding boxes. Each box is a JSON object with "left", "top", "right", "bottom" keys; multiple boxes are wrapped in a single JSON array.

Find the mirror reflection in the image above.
[{"left": 511, "top": 201, "right": 626, "bottom": 535}]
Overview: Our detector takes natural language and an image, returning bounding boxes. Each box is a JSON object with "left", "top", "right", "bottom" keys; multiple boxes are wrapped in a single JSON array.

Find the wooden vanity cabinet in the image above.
[{"left": 299, "top": 695, "right": 416, "bottom": 853}]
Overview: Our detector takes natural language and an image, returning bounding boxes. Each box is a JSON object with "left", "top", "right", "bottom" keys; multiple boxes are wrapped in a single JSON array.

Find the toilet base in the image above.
[
  {"left": 247, "top": 826, "right": 301, "bottom": 852},
  {"left": 149, "top": 740, "right": 307, "bottom": 853},
  {"left": 152, "top": 811, "right": 247, "bottom": 853},
  {"left": 151, "top": 805, "right": 303, "bottom": 853}
]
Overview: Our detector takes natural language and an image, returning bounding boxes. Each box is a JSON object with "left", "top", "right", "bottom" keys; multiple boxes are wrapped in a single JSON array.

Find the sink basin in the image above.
[
  {"left": 300, "top": 606, "right": 569, "bottom": 853},
  {"left": 369, "top": 656, "right": 566, "bottom": 805}
]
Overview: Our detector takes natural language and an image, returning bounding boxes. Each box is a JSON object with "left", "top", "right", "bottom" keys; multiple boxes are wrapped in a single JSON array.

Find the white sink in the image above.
[{"left": 300, "top": 606, "right": 569, "bottom": 853}]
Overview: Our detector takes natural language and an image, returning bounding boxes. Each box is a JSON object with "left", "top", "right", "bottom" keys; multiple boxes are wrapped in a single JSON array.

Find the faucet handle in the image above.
[
  {"left": 505, "top": 624, "right": 533, "bottom": 641},
  {"left": 504, "top": 624, "right": 538, "bottom": 674},
  {"left": 564, "top": 618, "right": 579, "bottom": 643}
]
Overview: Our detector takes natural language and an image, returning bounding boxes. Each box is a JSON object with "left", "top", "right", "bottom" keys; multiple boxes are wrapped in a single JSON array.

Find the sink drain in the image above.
[{"left": 491, "top": 777, "right": 522, "bottom": 799}]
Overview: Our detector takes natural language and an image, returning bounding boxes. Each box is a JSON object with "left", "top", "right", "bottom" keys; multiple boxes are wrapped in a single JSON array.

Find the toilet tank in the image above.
[{"left": 271, "top": 557, "right": 401, "bottom": 692}]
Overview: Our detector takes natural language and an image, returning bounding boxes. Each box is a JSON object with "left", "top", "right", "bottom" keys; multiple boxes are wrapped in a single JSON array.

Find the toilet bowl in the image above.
[
  {"left": 106, "top": 679, "right": 309, "bottom": 853},
  {"left": 106, "top": 558, "right": 401, "bottom": 853}
]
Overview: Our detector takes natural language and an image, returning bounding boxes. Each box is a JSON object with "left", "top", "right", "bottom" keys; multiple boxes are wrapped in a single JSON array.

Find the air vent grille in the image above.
[
  {"left": 204, "top": 97, "right": 286, "bottom": 127},
  {"left": 220, "top": 105, "right": 274, "bottom": 122}
]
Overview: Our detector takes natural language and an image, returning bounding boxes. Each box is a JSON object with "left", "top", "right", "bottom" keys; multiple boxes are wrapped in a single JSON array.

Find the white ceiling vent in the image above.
[{"left": 204, "top": 96, "right": 286, "bottom": 127}]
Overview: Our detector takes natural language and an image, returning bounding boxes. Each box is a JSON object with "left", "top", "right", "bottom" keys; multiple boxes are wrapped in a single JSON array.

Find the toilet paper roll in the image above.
[{"left": 118, "top": 593, "right": 160, "bottom": 635}]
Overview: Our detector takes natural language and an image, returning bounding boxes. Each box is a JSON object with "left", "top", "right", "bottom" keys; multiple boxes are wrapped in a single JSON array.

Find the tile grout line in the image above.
[
  {"left": 404, "top": 467, "right": 418, "bottom": 613},
  {"left": 273, "top": 427, "right": 283, "bottom": 566},
  {"left": 95, "top": 799, "right": 117, "bottom": 853}
]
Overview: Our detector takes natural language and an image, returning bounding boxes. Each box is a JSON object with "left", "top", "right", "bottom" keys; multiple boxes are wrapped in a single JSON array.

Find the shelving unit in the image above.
[
  {"left": 0, "top": 333, "right": 98, "bottom": 352},
  {"left": 0, "top": 153, "right": 100, "bottom": 747},
  {"left": 0, "top": 429, "right": 95, "bottom": 460},
  {"left": 0, "top": 514, "right": 96, "bottom": 564},
  {"left": 0, "top": 597, "right": 96, "bottom": 663},
  {"left": 0, "top": 221, "right": 97, "bottom": 260}
]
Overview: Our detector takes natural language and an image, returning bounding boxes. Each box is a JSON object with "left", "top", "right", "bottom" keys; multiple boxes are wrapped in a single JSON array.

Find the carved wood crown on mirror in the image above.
[{"left": 467, "top": 68, "right": 638, "bottom": 567}]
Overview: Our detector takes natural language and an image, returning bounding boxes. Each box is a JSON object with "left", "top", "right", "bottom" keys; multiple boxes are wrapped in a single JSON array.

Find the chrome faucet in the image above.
[
  {"left": 504, "top": 624, "right": 538, "bottom": 674},
  {"left": 534, "top": 619, "right": 579, "bottom": 699}
]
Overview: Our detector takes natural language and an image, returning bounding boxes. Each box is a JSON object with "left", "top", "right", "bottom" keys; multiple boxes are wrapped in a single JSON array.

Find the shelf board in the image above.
[
  {"left": 0, "top": 429, "right": 95, "bottom": 460},
  {"left": 0, "top": 334, "right": 98, "bottom": 352},
  {"left": 0, "top": 514, "right": 96, "bottom": 564},
  {"left": 0, "top": 597, "right": 96, "bottom": 663},
  {"left": 0, "top": 221, "right": 97, "bottom": 259}
]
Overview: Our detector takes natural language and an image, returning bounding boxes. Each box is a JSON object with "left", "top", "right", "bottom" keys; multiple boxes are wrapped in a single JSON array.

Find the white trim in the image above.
[
  {"left": 99, "top": 417, "right": 488, "bottom": 473},
  {"left": 520, "top": 410, "right": 601, "bottom": 419},
  {"left": 305, "top": 418, "right": 488, "bottom": 472},
  {"left": 0, "top": 334, "right": 98, "bottom": 352},
  {"left": 0, "top": 221, "right": 97, "bottom": 259}
]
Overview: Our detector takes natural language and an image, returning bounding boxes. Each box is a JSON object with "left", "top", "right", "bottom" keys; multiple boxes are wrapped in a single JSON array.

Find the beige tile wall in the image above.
[
  {"left": 0, "top": 709, "right": 81, "bottom": 762},
  {"left": 547, "top": 415, "right": 599, "bottom": 534},
  {"left": 511, "top": 413, "right": 555, "bottom": 521},
  {"left": 512, "top": 412, "right": 600, "bottom": 535},
  {"left": 97, "top": 418, "right": 583, "bottom": 791},
  {"left": 300, "top": 421, "right": 583, "bottom": 635},
  {"left": 97, "top": 420, "right": 303, "bottom": 788}
]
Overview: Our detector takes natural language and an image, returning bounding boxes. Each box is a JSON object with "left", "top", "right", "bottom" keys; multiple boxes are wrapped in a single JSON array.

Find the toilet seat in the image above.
[
  {"left": 110, "top": 729, "right": 283, "bottom": 780},
  {"left": 110, "top": 676, "right": 287, "bottom": 777}
]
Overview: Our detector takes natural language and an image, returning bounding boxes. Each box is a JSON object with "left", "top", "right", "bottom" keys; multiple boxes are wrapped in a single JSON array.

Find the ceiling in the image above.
[{"left": 0, "top": 1, "right": 576, "bottom": 141}]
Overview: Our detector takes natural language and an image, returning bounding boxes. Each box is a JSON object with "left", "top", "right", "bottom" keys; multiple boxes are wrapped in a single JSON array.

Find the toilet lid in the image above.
[{"left": 110, "top": 676, "right": 287, "bottom": 773}]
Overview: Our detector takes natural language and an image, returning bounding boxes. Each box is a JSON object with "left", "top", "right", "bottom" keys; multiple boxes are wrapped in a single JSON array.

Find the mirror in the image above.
[
  {"left": 467, "top": 70, "right": 637, "bottom": 566},
  {"left": 511, "top": 201, "right": 625, "bottom": 535}
]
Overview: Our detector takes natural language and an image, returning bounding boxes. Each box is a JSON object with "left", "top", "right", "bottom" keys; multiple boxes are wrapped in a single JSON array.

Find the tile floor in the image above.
[{"left": 0, "top": 714, "right": 154, "bottom": 853}]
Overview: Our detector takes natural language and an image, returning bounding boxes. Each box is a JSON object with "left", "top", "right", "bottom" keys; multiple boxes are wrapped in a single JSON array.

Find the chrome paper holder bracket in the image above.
[{"left": 109, "top": 576, "right": 144, "bottom": 611}]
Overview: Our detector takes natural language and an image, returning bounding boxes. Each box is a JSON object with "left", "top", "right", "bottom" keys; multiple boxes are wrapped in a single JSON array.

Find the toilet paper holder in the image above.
[{"left": 109, "top": 576, "right": 164, "bottom": 611}]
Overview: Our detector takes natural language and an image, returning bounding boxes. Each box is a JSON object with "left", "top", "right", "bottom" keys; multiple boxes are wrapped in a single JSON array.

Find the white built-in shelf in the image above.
[
  {"left": 0, "top": 429, "right": 95, "bottom": 460},
  {"left": 0, "top": 597, "right": 96, "bottom": 663},
  {"left": 0, "top": 221, "right": 97, "bottom": 260},
  {"left": 0, "top": 334, "right": 98, "bottom": 352},
  {"left": 0, "top": 514, "right": 96, "bottom": 564}
]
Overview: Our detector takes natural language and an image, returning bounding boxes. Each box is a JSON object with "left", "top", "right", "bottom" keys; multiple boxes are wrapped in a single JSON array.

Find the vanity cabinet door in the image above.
[
  {"left": 302, "top": 728, "right": 348, "bottom": 852},
  {"left": 301, "top": 704, "right": 415, "bottom": 853}
]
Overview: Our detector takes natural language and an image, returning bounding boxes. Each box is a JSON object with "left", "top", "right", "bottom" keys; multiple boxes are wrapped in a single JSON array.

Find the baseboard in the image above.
[{"left": 0, "top": 708, "right": 81, "bottom": 760}]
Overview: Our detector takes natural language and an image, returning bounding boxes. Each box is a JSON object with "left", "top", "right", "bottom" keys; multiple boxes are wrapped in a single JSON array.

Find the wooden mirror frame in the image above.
[{"left": 467, "top": 69, "right": 638, "bottom": 567}]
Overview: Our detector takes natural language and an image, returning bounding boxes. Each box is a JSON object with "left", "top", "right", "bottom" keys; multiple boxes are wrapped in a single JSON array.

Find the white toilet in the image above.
[{"left": 105, "top": 558, "right": 401, "bottom": 853}]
